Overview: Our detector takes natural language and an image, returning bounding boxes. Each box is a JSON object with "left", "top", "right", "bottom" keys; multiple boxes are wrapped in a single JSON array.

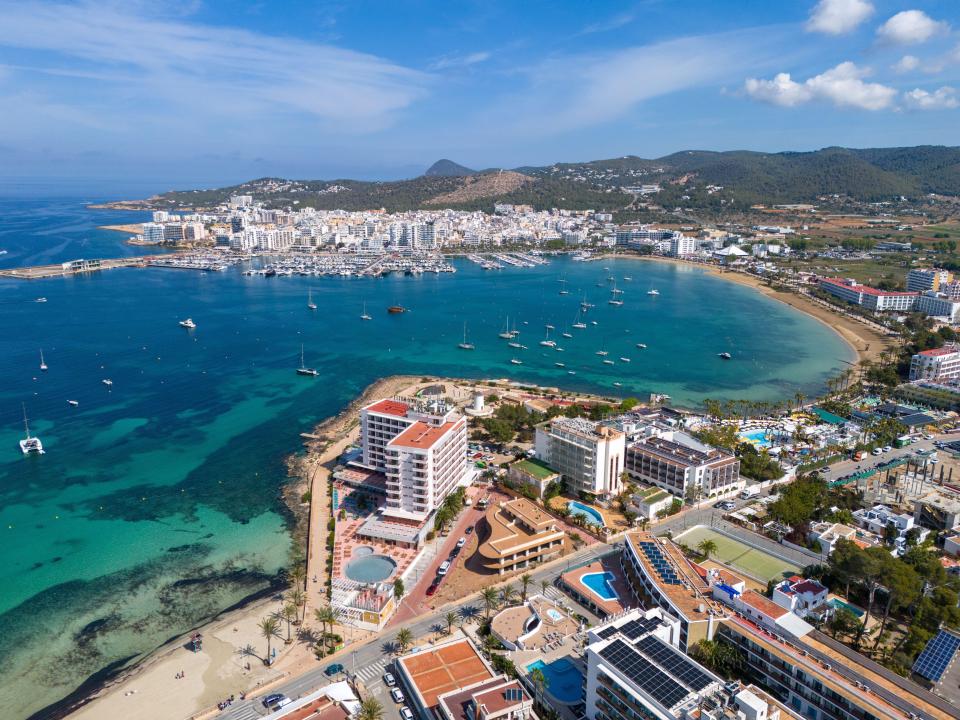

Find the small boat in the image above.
[
  {"left": 559, "top": 278, "right": 569, "bottom": 295},
  {"left": 718, "top": 352, "right": 732, "bottom": 360},
  {"left": 573, "top": 322, "right": 587, "bottom": 329},
  {"left": 567, "top": 370, "right": 576, "bottom": 375},
  {"left": 647, "top": 289, "right": 660, "bottom": 296},
  {"left": 508, "top": 341, "right": 521, "bottom": 349},
  {"left": 562, "top": 331, "right": 573, "bottom": 339},
  {"left": 603, "top": 359, "right": 615, "bottom": 365},
  {"left": 307, "top": 289, "right": 317, "bottom": 310},
  {"left": 590, "top": 320, "right": 598, "bottom": 326},
  {"left": 102, "top": 379, "right": 113, "bottom": 386},
  {"left": 614, "top": 382, "right": 622, "bottom": 387},
  {"left": 19, "top": 404, "right": 44, "bottom": 455},
  {"left": 596, "top": 350, "right": 608, "bottom": 356},
  {"left": 34, "top": 297, "right": 47, "bottom": 303},
  {"left": 360, "top": 302, "right": 372, "bottom": 321},
  {"left": 636, "top": 343, "right": 647, "bottom": 349},
  {"left": 555, "top": 362, "right": 565, "bottom": 368},
  {"left": 608, "top": 299, "right": 624, "bottom": 306},
  {"left": 624, "top": 276, "right": 632, "bottom": 281},
  {"left": 297, "top": 344, "right": 319, "bottom": 376},
  {"left": 510, "top": 358, "right": 523, "bottom": 365},
  {"left": 179, "top": 318, "right": 196, "bottom": 329},
  {"left": 68, "top": 400, "right": 79, "bottom": 407},
  {"left": 555, "top": 347, "right": 565, "bottom": 352},
  {"left": 457, "top": 322, "right": 475, "bottom": 350},
  {"left": 620, "top": 357, "right": 631, "bottom": 363},
  {"left": 498, "top": 317, "right": 513, "bottom": 339},
  {"left": 545, "top": 324, "right": 555, "bottom": 330},
  {"left": 387, "top": 305, "right": 406, "bottom": 314},
  {"left": 39, "top": 350, "right": 48, "bottom": 372}
]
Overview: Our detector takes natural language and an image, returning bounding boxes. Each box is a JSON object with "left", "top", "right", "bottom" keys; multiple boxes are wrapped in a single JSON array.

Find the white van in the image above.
[
  {"left": 739, "top": 486, "right": 760, "bottom": 500},
  {"left": 437, "top": 560, "right": 451, "bottom": 576}
]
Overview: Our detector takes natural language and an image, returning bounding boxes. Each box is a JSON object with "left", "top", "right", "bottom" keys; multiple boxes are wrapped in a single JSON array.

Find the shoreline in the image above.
[{"left": 605, "top": 253, "right": 892, "bottom": 366}]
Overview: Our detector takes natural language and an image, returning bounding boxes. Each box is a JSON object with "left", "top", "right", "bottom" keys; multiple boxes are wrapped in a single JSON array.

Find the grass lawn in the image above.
[{"left": 676, "top": 526, "right": 803, "bottom": 583}]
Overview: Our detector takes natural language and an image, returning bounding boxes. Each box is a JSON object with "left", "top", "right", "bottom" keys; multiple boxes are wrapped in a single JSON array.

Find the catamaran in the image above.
[
  {"left": 307, "top": 289, "right": 317, "bottom": 310},
  {"left": 297, "top": 344, "right": 319, "bottom": 376},
  {"left": 457, "top": 322, "right": 475, "bottom": 350},
  {"left": 19, "top": 404, "right": 43, "bottom": 455},
  {"left": 539, "top": 328, "right": 556, "bottom": 348},
  {"left": 39, "top": 350, "right": 48, "bottom": 372}
]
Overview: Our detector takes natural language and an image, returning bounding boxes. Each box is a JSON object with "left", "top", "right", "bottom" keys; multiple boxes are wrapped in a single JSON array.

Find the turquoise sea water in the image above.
[{"left": 0, "top": 196, "right": 854, "bottom": 718}]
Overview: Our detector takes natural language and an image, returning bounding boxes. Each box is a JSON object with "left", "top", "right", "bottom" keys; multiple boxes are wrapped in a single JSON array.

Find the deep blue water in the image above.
[{"left": 0, "top": 197, "right": 854, "bottom": 718}]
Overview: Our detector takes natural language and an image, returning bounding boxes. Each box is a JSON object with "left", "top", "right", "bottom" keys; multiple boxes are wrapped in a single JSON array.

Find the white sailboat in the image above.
[
  {"left": 558, "top": 277, "right": 569, "bottom": 295},
  {"left": 539, "top": 328, "right": 556, "bottom": 348},
  {"left": 307, "top": 289, "right": 317, "bottom": 310},
  {"left": 360, "top": 302, "right": 372, "bottom": 321},
  {"left": 39, "top": 350, "right": 48, "bottom": 372},
  {"left": 297, "top": 344, "right": 319, "bottom": 376},
  {"left": 457, "top": 322, "right": 475, "bottom": 350},
  {"left": 19, "top": 404, "right": 44, "bottom": 455},
  {"left": 498, "top": 317, "right": 513, "bottom": 339}
]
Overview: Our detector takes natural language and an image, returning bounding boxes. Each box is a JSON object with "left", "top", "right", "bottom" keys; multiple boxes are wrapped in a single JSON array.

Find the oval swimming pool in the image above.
[
  {"left": 345, "top": 548, "right": 397, "bottom": 583},
  {"left": 568, "top": 500, "right": 604, "bottom": 526}
]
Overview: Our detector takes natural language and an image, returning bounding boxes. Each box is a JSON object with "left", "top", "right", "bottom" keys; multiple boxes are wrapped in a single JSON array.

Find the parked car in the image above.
[
  {"left": 400, "top": 707, "right": 415, "bottom": 720},
  {"left": 882, "top": 445, "right": 892, "bottom": 453},
  {"left": 871, "top": 448, "right": 882, "bottom": 456},
  {"left": 466, "top": 525, "right": 474, "bottom": 535},
  {"left": 437, "top": 560, "right": 451, "bottom": 576},
  {"left": 456, "top": 537, "right": 466, "bottom": 549},
  {"left": 426, "top": 583, "right": 438, "bottom": 596},
  {"left": 384, "top": 672, "right": 396, "bottom": 686},
  {"left": 391, "top": 688, "right": 405, "bottom": 704},
  {"left": 263, "top": 694, "right": 285, "bottom": 708},
  {"left": 271, "top": 696, "right": 292, "bottom": 711}
]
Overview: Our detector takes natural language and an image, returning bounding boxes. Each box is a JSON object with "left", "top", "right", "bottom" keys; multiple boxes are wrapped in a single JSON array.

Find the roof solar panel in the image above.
[
  {"left": 599, "top": 639, "right": 691, "bottom": 709},
  {"left": 912, "top": 630, "right": 960, "bottom": 682},
  {"left": 634, "top": 635, "right": 715, "bottom": 691}
]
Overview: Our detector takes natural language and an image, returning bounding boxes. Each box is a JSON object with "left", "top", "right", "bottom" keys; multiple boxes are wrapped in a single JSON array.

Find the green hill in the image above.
[{"left": 145, "top": 145, "right": 960, "bottom": 212}]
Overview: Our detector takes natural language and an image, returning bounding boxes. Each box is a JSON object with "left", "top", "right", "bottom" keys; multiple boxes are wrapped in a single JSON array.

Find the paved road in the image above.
[{"left": 220, "top": 543, "right": 607, "bottom": 720}]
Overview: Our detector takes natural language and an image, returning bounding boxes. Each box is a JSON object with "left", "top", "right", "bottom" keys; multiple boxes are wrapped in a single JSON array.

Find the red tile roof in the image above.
[
  {"left": 919, "top": 347, "right": 959, "bottom": 357},
  {"left": 821, "top": 278, "right": 918, "bottom": 298},
  {"left": 740, "top": 590, "right": 788, "bottom": 619},
  {"left": 366, "top": 399, "right": 410, "bottom": 417},
  {"left": 389, "top": 420, "right": 460, "bottom": 450}
]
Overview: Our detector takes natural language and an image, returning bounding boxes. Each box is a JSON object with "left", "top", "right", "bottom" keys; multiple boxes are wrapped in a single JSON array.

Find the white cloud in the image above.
[
  {"left": 429, "top": 52, "right": 491, "bottom": 71},
  {"left": 903, "top": 86, "right": 959, "bottom": 110},
  {"left": 579, "top": 11, "right": 637, "bottom": 36},
  {"left": 877, "top": 10, "right": 949, "bottom": 45},
  {"left": 0, "top": 1, "right": 429, "bottom": 132},
  {"left": 806, "top": 0, "right": 874, "bottom": 35},
  {"left": 744, "top": 61, "right": 896, "bottom": 111},
  {"left": 892, "top": 55, "right": 920, "bottom": 73}
]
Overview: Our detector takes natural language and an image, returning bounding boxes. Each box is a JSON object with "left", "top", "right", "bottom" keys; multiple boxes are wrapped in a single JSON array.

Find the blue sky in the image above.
[{"left": 0, "top": 0, "right": 958, "bottom": 185}]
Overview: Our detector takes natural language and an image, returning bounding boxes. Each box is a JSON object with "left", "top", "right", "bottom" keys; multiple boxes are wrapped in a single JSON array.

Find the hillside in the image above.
[{"left": 137, "top": 145, "right": 960, "bottom": 213}]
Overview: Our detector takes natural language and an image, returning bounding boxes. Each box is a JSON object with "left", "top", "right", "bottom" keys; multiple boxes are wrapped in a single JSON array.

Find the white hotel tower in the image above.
[{"left": 359, "top": 397, "right": 469, "bottom": 523}]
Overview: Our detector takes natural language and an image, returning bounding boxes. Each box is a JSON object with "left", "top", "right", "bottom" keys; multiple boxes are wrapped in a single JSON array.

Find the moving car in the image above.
[
  {"left": 263, "top": 694, "right": 285, "bottom": 708},
  {"left": 391, "top": 688, "right": 405, "bottom": 704},
  {"left": 325, "top": 663, "right": 344, "bottom": 677}
]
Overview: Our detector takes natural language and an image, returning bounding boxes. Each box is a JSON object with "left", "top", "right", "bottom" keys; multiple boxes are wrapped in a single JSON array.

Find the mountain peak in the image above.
[{"left": 424, "top": 159, "right": 476, "bottom": 177}]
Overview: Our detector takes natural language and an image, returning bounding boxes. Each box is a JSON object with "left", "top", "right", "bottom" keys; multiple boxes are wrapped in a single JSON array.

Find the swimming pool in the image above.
[
  {"left": 545, "top": 608, "right": 565, "bottom": 622},
  {"left": 739, "top": 429, "right": 783, "bottom": 449},
  {"left": 526, "top": 658, "right": 584, "bottom": 704},
  {"left": 580, "top": 571, "right": 618, "bottom": 601},
  {"left": 345, "top": 547, "right": 396, "bottom": 583},
  {"left": 568, "top": 500, "right": 604, "bottom": 526},
  {"left": 828, "top": 597, "right": 865, "bottom": 618}
]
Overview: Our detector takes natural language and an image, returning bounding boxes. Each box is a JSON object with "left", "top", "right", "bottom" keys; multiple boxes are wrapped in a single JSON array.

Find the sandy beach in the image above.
[{"left": 99, "top": 223, "right": 145, "bottom": 234}]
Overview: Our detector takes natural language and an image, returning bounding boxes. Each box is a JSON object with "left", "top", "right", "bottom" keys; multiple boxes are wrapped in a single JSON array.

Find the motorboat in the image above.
[
  {"left": 102, "top": 379, "right": 113, "bottom": 387},
  {"left": 636, "top": 343, "right": 647, "bottom": 349},
  {"left": 387, "top": 305, "right": 406, "bottom": 314},
  {"left": 595, "top": 350, "right": 608, "bottom": 356},
  {"left": 510, "top": 358, "right": 523, "bottom": 365},
  {"left": 68, "top": 400, "right": 79, "bottom": 407},
  {"left": 647, "top": 289, "right": 660, "bottom": 296},
  {"left": 555, "top": 362, "right": 565, "bottom": 368},
  {"left": 179, "top": 318, "right": 197, "bottom": 329},
  {"left": 602, "top": 359, "right": 615, "bottom": 365},
  {"left": 718, "top": 352, "right": 732, "bottom": 360},
  {"left": 620, "top": 357, "right": 631, "bottom": 363},
  {"left": 34, "top": 297, "right": 47, "bottom": 303}
]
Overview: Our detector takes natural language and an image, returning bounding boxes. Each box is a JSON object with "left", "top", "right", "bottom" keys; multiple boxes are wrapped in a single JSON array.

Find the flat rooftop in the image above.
[
  {"left": 511, "top": 457, "right": 559, "bottom": 481},
  {"left": 365, "top": 399, "right": 410, "bottom": 417},
  {"left": 389, "top": 419, "right": 458, "bottom": 450},
  {"left": 397, "top": 638, "right": 494, "bottom": 712}
]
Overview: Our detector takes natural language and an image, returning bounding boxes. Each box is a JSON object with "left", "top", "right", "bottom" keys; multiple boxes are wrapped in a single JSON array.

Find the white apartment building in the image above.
[
  {"left": 906, "top": 268, "right": 952, "bottom": 293},
  {"left": 624, "top": 431, "right": 742, "bottom": 500},
  {"left": 914, "top": 292, "right": 960, "bottom": 321},
  {"left": 359, "top": 398, "right": 468, "bottom": 522},
  {"left": 852, "top": 504, "right": 929, "bottom": 554},
  {"left": 819, "top": 278, "right": 917, "bottom": 312},
  {"left": 534, "top": 418, "right": 625, "bottom": 498},
  {"left": 142, "top": 222, "right": 165, "bottom": 244},
  {"left": 669, "top": 235, "right": 696, "bottom": 257},
  {"left": 909, "top": 345, "right": 960, "bottom": 381}
]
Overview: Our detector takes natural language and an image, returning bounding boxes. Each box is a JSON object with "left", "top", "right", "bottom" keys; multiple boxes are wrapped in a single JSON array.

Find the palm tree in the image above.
[
  {"left": 445, "top": 610, "right": 458, "bottom": 635},
  {"left": 314, "top": 605, "right": 333, "bottom": 639},
  {"left": 481, "top": 587, "right": 499, "bottom": 618},
  {"left": 358, "top": 698, "right": 385, "bottom": 720},
  {"left": 697, "top": 539, "right": 718, "bottom": 560},
  {"left": 395, "top": 627, "right": 414, "bottom": 654},
  {"left": 540, "top": 579, "right": 551, "bottom": 597},
  {"left": 529, "top": 667, "right": 549, "bottom": 706},
  {"left": 500, "top": 585, "right": 519, "bottom": 607},
  {"left": 288, "top": 588, "right": 306, "bottom": 624},
  {"left": 281, "top": 603, "right": 298, "bottom": 644},
  {"left": 520, "top": 573, "right": 533, "bottom": 602},
  {"left": 258, "top": 616, "right": 280, "bottom": 664},
  {"left": 289, "top": 562, "right": 307, "bottom": 591}
]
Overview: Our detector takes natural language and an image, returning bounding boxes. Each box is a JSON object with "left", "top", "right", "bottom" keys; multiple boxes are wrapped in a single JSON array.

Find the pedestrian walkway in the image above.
[
  {"left": 354, "top": 656, "right": 392, "bottom": 684},
  {"left": 220, "top": 700, "right": 263, "bottom": 720}
]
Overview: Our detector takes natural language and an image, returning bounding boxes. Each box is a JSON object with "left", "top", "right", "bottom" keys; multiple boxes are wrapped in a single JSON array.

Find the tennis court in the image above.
[{"left": 676, "top": 526, "right": 803, "bottom": 583}]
